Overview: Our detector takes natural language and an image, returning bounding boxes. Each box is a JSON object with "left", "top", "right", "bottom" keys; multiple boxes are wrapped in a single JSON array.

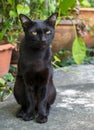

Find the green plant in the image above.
[
  {"left": 57, "top": 0, "right": 77, "bottom": 17},
  {"left": 55, "top": 0, "right": 87, "bottom": 65},
  {"left": 88, "top": 0, "right": 94, "bottom": 7},
  {"left": 0, "top": 0, "right": 31, "bottom": 44},
  {"left": 52, "top": 47, "right": 94, "bottom": 68},
  {"left": 52, "top": 50, "right": 74, "bottom": 68},
  {"left": 0, "top": 73, "right": 14, "bottom": 101},
  {"left": 0, "top": 0, "right": 87, "bottom": 64},
  {"left": 82, "top": 48, "right": 94, "bottom": 64},
  {"left": 80, "top": 0, "right": 94, "bottom": 7},
  {"left": 72, "top": 36, "right": 86, "bottom": 64}
]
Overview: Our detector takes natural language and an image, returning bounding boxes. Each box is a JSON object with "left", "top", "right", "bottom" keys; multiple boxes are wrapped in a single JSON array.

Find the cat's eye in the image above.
[
  {"left": 46, "top": 30, "right": 51, "bottom": 35},
  {"left": 32, "top": 32, "right": 37, "bottom": 35}
]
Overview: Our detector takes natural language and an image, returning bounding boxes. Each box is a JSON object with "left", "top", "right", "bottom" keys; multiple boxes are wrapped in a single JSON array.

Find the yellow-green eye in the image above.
[
  {"left": 32, "top": 32, "right": 37, "bottom": 35},
  {"left": 46, "top": 30, "right": 51, "bottom": 35}
]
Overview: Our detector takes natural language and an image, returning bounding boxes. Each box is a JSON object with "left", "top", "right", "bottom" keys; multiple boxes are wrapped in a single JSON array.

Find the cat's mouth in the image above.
[
  {"left": 29, "top": 40, "right": 49, "bottom": 49},
  {"left": 39, "top": 41, "right": 48, "bottom": 48},
  {"left": 40, "top": 44, "right": 47, "bottom": 49},
  {"left": 31, "top": 43, "right": 48, "bottom": 50}
]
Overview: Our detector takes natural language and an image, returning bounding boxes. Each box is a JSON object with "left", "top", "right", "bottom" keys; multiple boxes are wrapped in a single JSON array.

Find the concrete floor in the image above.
[{"left": 0, "top": 65, "right": 94, "bottom": 130}]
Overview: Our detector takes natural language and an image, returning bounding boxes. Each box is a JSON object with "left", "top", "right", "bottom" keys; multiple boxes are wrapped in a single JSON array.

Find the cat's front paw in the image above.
[
  {"left": 16, "top": 109, "right": 25, "bottom": 118},
  {"left": 22, "top": 113, "right": 35, "bottom": 121},
  {"left": 36, "top": 115, "right": 48, "bottom": 123}
]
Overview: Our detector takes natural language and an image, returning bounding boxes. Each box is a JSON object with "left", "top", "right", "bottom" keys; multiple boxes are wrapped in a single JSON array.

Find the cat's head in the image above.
[{"left": 19, "top": 13, "right": 58, "bottom": 49}]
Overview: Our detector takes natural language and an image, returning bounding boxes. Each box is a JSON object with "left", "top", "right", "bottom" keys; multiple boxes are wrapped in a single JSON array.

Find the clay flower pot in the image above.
[
  {"left": 79, "top": 8, "right": 94, "bottom": 48},
  {"left": 52, "top": 8, "right": 94, "bottom": 54},
  {"left": 52, "top": 20, "right": 77, "bottom": 54},
  {"left": 0, "top": 44, "right": 15, "bottom": 77}
]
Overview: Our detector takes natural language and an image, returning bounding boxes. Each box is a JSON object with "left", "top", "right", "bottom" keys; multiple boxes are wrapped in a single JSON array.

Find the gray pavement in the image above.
[{"left": 0, "top": 65, "right": 94, "bottom": 130}]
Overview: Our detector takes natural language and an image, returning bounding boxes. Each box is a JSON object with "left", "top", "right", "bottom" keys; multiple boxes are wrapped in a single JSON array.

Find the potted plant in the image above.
[
  {"left": 0, "top": 0, "right": 33, "bottom": 76},
  {"left": 0, "top": 0, "right": 17, "bottom": 77},
  {"left": 0, "top": 18, "right": 16, "bottom": 77},
  {"left": 78, "top": 0, "right": 94, "bottom": 48},
  {"left": 0, "top": 43, "right": 15, "bottom": 77},
  {"left": 0, "top": 0, "right": 87, "bottom": 67},
  {"left": 50, "top": 0, "right": 87, "bottom": 65}
]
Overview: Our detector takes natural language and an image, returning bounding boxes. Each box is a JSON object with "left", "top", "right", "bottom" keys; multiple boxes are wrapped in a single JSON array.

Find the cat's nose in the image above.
[{"left": 41, "top": 36, "right": 46, "bottom": 42}]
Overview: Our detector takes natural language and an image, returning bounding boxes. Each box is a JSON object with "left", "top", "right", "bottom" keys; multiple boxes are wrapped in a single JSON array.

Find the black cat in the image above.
[{"left": 14, "top": 13, "right": 58, "bottom": 123}]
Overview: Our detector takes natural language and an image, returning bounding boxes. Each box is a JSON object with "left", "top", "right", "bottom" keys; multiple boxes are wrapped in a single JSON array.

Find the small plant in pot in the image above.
[
  {"left": 51, "top": 0, "right": 87, "bottom": 65},
  {"left": 0, "top": 0, "right": 31, "bottom": 76},
  {"left": 0, "top": 17, "right": 16, "bottom": 77}
]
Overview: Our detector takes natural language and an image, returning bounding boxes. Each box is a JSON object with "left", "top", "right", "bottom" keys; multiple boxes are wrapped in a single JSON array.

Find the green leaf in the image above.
[
  {"left": 72, "top": 37, "right": 86, "bottom": 64},
  {"left": 54, "top": 55, "right": 61, "bottom": 62},
  {"left": 79, "top": 0, "right": 84, "bottom": 3},
  {"left": 81, "top": 0, "right": 91, "bottom": 7},
  {"left": 7, "top": 0, "right": 13, "bottom": 5},
  {"left": 37, "top": 0, "right": 44, "bottom": 4},
  {"left": 49, "top": 3, "right": 56, "bottom": 13},
  {"left": 0, "top": 25, "right": 7, "bottom": 41},
  {"left": 9, "top": 10, "right": 17, "bottom": 18},
  {"left": 4, "top": 73, "right": 14, "bottom": 82},
  {"left": 60, "top": 0, "right": 76, "bottom": 15},
  {"left": 17, "top": 4, "right": 30, "bottom": 15},
  {"left": 0, "top": 78, "right": 5, "bottom": 87}
]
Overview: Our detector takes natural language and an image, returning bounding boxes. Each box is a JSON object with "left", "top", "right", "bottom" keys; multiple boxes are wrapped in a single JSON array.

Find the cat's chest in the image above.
[
  {"left": 20, "top": 47, "right": 51, "bottom": 72},
  {"left": 22, "top": 54, "right": 49, "bottom": 70},
  {"left": 25, "top": 59, "right": 49, "bottom": 73}
]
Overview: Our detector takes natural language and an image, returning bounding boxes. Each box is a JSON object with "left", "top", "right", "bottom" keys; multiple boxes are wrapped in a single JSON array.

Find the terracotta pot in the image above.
[
  {"left": 52, "top": 8, "right": 94, "bottom": 54},
  {"left": 0, "top": 44, "right": 15, "bottom": 77},
  {"left": 79, "top": 8, "right": 94, "bottom": 48},
  {"left": 52, "top": 20, "right": 77, "bottom": 53},
  {"left": 79, "top": 8, "right": 94, "bottom": 27}
]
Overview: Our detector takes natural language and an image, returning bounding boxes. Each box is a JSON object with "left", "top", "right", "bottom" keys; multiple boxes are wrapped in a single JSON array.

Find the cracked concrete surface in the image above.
[{"left": 0, "top": 65, "right": 94, "bottom": 130}]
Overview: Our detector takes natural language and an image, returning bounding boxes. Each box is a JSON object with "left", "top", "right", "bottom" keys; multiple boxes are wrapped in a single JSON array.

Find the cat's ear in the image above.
[
  {"left": 45, "top": 13, "right": 58, "bottom": 27},
  {"left": 19, "top": 14, "right": 33, "bottom": 28}
]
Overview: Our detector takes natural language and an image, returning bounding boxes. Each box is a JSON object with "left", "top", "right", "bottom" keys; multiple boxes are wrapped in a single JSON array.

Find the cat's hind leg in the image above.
[
  {"left": 14, "top": 76, "right": 27, "bottom": 118},
  {"left": 48, "top": 77, "right": 56, "bottom": 105},
  {"left": 46, "top": 77, "right": 56, "bottom": 115}
]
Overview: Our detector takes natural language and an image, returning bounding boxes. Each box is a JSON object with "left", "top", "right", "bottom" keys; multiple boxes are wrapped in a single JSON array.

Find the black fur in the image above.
[{"left": 14, "top": 13, "right": 58, "bottom": 123}]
